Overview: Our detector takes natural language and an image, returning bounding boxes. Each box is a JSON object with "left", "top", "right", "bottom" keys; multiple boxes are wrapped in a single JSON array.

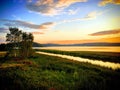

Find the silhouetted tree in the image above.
[
  {"left": 6, "top": 27, "right": 34, "bottom": 58},
  {"left": 6, "top": 28, "right": 22, "bottom": 57},
  {"left": 0, "top": 44, "right": 7, "bottom": 51},
  {"left": 20, "top": 32, "right": 34, "bottom": 58}
]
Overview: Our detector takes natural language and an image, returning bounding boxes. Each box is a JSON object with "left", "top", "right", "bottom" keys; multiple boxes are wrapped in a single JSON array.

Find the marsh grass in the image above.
[
  {"left": 37, "top": 49, "right": 120, "bottom": 63},
  {"left": 0, "top": 52, "right": 120, "bottom": 90}
]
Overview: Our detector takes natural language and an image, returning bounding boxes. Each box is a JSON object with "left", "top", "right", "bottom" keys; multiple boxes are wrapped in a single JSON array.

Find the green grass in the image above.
[
  {"left": 36, "top": 49, "right": 120, "bottom": 63},
  {"left": 0, "top": 52, "right": 120, "bottom": 90}
]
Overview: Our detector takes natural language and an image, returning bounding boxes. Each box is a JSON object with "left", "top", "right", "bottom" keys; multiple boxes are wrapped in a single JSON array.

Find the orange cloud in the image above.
[
  {"left": 47, "top": 36, "right": 120, "bottom": 44},
  {"left": 26, "top": 0, "right": 87, "bottom": 16},
  {"left": 99, "top": 0, "right": 120, "bottom": 6},
  {"left": 39, "top": 22, "right": 56, "bottom": 29},
  {"left": 89, "top": 29, "right": 120, "bottom": 36},
  {"left": 102, "top": 36, "right": 120, "bottom": 43}
]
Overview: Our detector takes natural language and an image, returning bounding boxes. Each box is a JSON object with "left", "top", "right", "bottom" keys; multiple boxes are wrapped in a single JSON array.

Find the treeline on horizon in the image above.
[
  {"left": 41, "top": 42, "right": 120, "bottom": 47},
  {"left": 0, "top": 43, "right": 34, "bottom": 51},
  {"left": 0, "top": 42, "right": 43, "bottom": 51},
  {"left": 1, "top": 42, "right": 120, "bottom": 51}
]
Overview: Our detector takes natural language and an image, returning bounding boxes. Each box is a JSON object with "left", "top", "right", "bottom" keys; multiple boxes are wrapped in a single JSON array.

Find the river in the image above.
[{"left": 37, "top": 51, "right": 120, "bottom": 70}]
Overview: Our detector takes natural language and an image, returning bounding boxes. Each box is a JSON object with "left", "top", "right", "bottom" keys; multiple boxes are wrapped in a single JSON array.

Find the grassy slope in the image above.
[
  {"left": 37, "top": 49, "right": 120, "bottom": 63},
  {"left": 0, "top": 53, "right": 120, "bottom": 90}
]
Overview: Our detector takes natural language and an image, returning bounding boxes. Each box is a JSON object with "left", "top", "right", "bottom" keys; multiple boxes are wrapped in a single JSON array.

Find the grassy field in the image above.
[
  {"left": 36, "top": 49, "right": 120, "bottom": 63},
  {"left": 0, "top": 52, "right": 120, "bottom": 90}
]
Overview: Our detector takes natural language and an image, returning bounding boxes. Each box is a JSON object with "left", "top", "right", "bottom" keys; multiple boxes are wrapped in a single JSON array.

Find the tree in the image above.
[
  {"left": 0, "top": 44, "right": 7, "bottom": 51},
  {"left": 6, "top": 27, "right": 22, "bottom": 57},
  {"left": 6, "top": 27, "right": 34, "bottom": 58},
  {"left": 20, "top": 32, "right": 34, "bottom": 58}
]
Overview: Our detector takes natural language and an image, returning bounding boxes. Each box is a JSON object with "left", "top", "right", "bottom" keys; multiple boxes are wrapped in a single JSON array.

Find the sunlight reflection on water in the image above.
[
  {"left": 36, "top": 46, "right": 120, "bottom": 52},
  {"left": 37, "top": 51, "right": 120, "bottom": 70}
]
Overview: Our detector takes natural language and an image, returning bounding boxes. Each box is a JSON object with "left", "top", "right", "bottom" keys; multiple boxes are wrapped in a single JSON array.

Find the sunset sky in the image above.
[{"left": 0, "top": 0, "right": 120, "bottom": 44}]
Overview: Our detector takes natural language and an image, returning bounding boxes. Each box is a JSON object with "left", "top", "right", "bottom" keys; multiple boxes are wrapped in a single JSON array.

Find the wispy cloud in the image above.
[
  {"left": 31, "top": 32, "right": 44, "bottom": 34},
  {"left": 0, "top": 27, "right": 8, "bottom": 43},
  {"left": 0, "top": 10, "right": 101, "bottom": 33},
  {"left": 85, "top": 11, "right": 103, "bottom": 19},
  {"left": 26, "top": 0, "right": 87, "bottom": 16},
  {"left": 89, "top": 29, "right": 120, "bottom": 36},
  {"left": 0, "top": 9, "right": 108, "bottom": 35},
  {"left": 39, "top": 22, "right": 56, "bottom": 29},
  {"left": 0, "top": 27, "right": 8, "bottom": 33},
  {"left": 0, "top": 19, "right": 55, "bottom": 30},
  {"left": 67, "top": 8, "right": 80, "bottom": 15},
  {"left": 99, "top": 0, "right": 120, "bottom": 6},
  {"left": 57, "top": 10, "right": 106, "bottom": 24},
  {"left": 12, "top": 15, "right": 22, "bottom": 20},
  {"left": 0, "top": 37, "right": 5, "bottom": 43}
]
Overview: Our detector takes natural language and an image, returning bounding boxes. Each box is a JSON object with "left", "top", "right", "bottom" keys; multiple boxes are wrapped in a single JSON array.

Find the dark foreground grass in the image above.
[
  {"left": 0, "top": 53, "right": 120, "bottom": 90},
  {"left": 37, "top": 49, "right": 120, "bottom": 63}
]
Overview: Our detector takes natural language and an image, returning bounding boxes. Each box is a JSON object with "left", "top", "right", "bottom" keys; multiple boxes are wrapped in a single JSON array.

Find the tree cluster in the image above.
[
  {"left": 0, "top": 44, "right": 7, "bottom": 51},
  {"left": 6, "top": 27, "right": 34, "bottom": 58}
]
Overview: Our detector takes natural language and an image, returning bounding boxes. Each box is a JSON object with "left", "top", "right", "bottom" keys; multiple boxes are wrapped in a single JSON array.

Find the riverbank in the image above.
[
  {"left": 37, "top": 51, "right": 120, "bottom": 70},
  {"left": 0, "top": 52, "right": 120, "bottom": 90},
  {"left": 36, "top": 49, "right": 120, "bottom": 63}
]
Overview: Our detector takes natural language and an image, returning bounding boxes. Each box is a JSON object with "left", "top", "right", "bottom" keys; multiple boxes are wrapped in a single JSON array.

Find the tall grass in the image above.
[{"left": 0, "top": 53, "right": 120, "bottom": 90}]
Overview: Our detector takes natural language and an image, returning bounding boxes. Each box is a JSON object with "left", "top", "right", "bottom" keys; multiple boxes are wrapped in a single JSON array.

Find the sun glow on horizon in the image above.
[{"left": 0, "top": 0, "right": 120, "bottom": 44}]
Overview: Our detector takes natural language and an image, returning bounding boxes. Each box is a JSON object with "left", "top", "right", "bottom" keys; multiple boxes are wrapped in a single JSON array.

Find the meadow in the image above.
[{"left": 0, "top": 52, "right": 120, "bottom": 90}]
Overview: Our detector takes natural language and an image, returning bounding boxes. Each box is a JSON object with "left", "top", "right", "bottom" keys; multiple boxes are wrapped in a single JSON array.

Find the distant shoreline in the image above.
[
  {"left": 33, "top": 42, "right": 120, "bottom": 47},
  {"left": 34, "top": 46, "right": 120, "bottom": 53}
]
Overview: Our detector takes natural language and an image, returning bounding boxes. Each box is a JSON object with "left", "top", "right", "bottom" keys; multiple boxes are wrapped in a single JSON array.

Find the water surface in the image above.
[
  {"left": 34, "top": 46, "right": 120, "bottom": 52},
  {"left": 37, "top": 51, "right": 120, "bottom": 70}
]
